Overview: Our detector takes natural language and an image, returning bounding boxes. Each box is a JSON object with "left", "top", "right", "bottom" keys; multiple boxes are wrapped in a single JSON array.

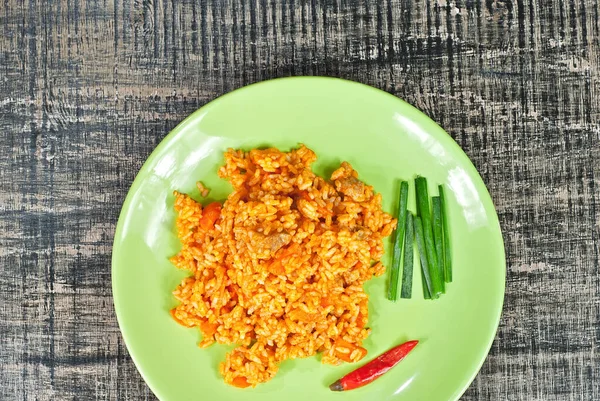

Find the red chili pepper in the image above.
[{"left": 329, "top": 340, "right": 418, "bottom": 391}]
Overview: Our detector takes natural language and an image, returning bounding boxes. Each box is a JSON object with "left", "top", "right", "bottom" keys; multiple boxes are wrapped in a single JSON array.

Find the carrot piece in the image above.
[
  {"left": 199, "top": 202, "right": 221, "bottom": 230},
  {"left": 356, "top": 312, "right": 367, "bottom": 329},
  {"left": 291, "top": 309, "right": 315, "bottom": 322},
  {"left": 334, "top": 339, "right": 367, "bottom": 363},
  {"left": 320, "top": 297, "right": 332, "bottom": 307},
  {"left": 280, "top": 242, "right": 300, "bottom": 258},
  {"left": 352, "top": 347, "right": 368, "bottom": 362},
  {"left": 267, "top": 259, "right": 285, "bottom": 275},
  {"left": 336, "top": 352, "right": 354, "bottom": 363},
  {"left": 231, "top": 376, "right": 251, "bottom": 388},
  {"left": 199, "top": 320, "right": 218, "bottom": 336},
  {"left": 336, "top": 346, "right": 367, "bottom": 363}
]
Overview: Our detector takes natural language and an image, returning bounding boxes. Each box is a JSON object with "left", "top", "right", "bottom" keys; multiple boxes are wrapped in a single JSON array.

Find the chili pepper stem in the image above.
[{"left": 329, "top": 380, "right": 344, "bottom": 391}]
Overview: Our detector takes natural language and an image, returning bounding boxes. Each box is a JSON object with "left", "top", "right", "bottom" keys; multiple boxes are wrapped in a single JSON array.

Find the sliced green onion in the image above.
[
  {"left": 400, "top": 213, "right": 414, "bottom": 299},
  {"left": 439, "top": 184, "right": 452, "bottom": 283},
  {"left": 387, "top": 181, "right": 409, "bottom": 301},
  {"left": 432, "top": 196, "right": 446, "bottom": 291},
  {"left": 422, "top": 269, "right": 431, "bottom": 299},
  {"left": 415, "top": 177, "right": 443, "bottom": 298},
  {"left": 414, "top": 216, "right": 433, "bottom": 298}
]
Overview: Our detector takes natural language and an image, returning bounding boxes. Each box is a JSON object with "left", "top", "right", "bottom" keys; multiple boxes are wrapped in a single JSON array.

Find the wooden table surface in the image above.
[{"left": 1, "top": 0, "right": 599, "bottom": 399}]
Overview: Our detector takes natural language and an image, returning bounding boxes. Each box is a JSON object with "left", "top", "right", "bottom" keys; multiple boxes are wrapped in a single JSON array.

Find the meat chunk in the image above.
[
  {"left": 335, "top": 176, "right": 367, "bottom": 202},
  {"left": 331, "top": 161, "right": 370, "bottom": 202},
  {"left": 352, "top": 226, "right": 372, "bottom": 241},
  {"left": 264, "top": 232, "right": 292, "bottom": 252},
  {"left": 247, "top": 231, "right": 292, "bottom": 259}
]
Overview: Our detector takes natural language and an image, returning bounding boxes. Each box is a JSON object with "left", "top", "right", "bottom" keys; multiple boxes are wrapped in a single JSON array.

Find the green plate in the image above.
[{"left": 112, "top": 77, "right": 505, "bottom": 401}]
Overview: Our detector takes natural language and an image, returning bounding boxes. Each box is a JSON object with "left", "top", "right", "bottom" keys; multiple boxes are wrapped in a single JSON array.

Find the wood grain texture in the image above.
[{"left": 0, "top": 0, "right": 599, "bottom": 399}]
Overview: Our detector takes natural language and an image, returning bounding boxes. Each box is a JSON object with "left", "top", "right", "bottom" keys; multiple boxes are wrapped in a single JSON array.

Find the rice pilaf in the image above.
[{"left": 170, "top": 145, "right": 397, "bottom": 388}]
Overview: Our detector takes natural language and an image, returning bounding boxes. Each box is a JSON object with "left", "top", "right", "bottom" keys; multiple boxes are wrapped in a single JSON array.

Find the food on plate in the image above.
[
  {"left": 196, "top": 181, "right": 210, "bottom": 198},
  {"left": 169, "top": 145, "right": 397, "bottom": 387},
  {"left": 387, "top": 177, "right": 453, "bottom": 301},
  {"left": 438, "top": 184, "right": 452, "bottom": 283},
  {"left": 329, "top": 340, "right": 418, "bottom": 391},
  {"left": 415, "top": 176, "right": 444, "bottom": 298},
  {"left": 400, "top": 213, "right": 415, "bottom": 299},
  {"left": 387, "top": 181, "right": 409, "bottom": 301}
]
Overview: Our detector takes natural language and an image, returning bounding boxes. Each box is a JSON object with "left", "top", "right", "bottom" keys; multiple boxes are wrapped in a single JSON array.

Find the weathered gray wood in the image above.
[{"left": 0, "top": 0, "right": 599, "bottom": 399}]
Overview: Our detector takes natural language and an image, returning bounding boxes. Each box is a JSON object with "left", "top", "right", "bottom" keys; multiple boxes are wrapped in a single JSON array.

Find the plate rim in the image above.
[{"left": 111, "top": 76, "right": 506, "bottom": 401}]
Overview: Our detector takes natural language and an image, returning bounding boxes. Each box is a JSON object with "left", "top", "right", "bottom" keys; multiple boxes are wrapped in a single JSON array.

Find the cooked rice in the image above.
[
  {"left": 170, "top": 145, "right": 397, "bottom": 387},
  {"left": 196, "top": 181, "right": 210, "bottom": 197}
]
